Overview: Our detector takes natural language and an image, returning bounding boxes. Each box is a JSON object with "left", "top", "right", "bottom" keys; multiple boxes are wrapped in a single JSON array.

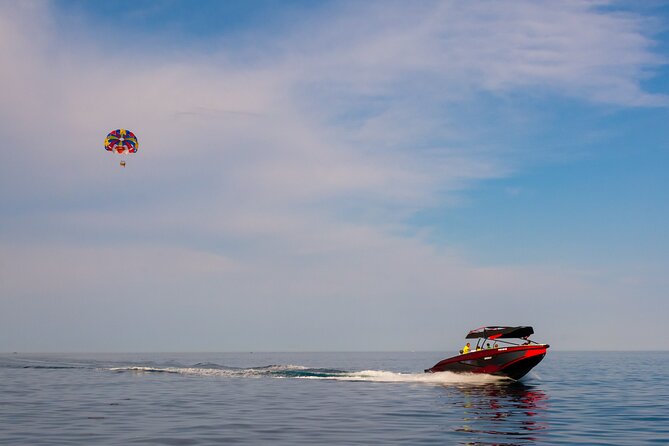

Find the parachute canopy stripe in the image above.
[
  {"left": 465, "top": 326, "right": 534, "bottom": 339},
  {"left": 104, "top": 129, "right": 138, "bottom": 154}
]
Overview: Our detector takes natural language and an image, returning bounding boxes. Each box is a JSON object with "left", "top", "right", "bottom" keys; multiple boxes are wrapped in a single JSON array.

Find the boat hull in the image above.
[{"left": 425, "top": 344, "right": 549, "bottom": 380}]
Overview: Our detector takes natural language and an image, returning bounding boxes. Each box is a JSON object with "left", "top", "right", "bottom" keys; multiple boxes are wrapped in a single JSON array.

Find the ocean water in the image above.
[{"left": 0, "top": 351, "right": 667, "bottom": 445}]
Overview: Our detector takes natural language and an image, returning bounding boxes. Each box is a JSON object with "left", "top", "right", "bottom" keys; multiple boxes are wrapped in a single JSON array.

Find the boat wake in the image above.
[{"left": 107, "top": 364, "right": 508, "bottom": 385}]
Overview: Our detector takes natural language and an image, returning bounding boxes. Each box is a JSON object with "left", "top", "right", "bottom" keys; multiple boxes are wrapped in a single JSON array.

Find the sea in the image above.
[{"left": 1, "top": 351, "right": 667, "bottom": 445}]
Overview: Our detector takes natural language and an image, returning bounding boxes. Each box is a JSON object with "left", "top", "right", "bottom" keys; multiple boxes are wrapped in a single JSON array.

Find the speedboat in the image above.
[{"left": 425, "top": 326, "right": 549, "bottom": 380}]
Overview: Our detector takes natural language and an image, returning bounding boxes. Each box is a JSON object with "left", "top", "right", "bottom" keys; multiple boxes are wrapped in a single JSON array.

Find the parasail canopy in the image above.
[{"left": 104, "top": 129, "right": 138, "bottom": 154}]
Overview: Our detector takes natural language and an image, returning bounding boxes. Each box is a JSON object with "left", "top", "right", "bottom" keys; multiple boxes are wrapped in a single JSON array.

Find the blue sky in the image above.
[{"left": 1, "top": 0, "right": 668, "bottom": 352}]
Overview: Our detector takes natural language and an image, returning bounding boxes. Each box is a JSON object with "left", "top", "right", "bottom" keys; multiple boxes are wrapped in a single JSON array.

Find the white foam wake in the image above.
[
  {"left": 305, "top": 370, "right": 508, "bottom": 384},
  {"left": 107, "top": 365, "right": 508, "bottom": 385},
  {"left": 107, "top": 364, "right": 312, "bottom": 378}
]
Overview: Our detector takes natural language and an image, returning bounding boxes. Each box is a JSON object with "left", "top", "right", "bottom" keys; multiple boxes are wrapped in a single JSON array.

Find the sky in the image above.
[{"left": 1, "top": 0, "right": 668, "bottom": 352}]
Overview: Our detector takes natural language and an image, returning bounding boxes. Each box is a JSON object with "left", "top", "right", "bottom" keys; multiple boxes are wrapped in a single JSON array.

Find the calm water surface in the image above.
[{"left": 1, "top": 351, "right": 667, "bottom": 445}]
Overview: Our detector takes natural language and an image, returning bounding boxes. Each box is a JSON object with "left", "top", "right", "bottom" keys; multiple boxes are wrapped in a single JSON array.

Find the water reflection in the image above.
[{"left": 442, "top": 382, "right": 549, "bottom": 445}]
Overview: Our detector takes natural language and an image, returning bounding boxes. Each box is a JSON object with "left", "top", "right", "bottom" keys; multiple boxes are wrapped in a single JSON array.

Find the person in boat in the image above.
[
  {"left": 493, "top": 343, "right": 499, "bottom": 349},
  {"left": 461, "top": 342, "right": 471, "bottom": 354},
  {"left": 486, "top": 342, "right": 492, "bottom": 349}
]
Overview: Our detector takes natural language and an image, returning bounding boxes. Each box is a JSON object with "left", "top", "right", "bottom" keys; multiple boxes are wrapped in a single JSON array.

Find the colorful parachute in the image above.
[
  {"left": 104, "top": 129, "right": 138, "bottom": 167},
  {"left": 104, "top": 129, "right": 138, "bottom": 154}
]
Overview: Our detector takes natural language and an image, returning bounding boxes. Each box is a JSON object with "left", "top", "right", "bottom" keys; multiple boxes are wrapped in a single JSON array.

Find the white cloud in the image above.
[{"left": 287, "top": 0, "right": 666, "bottom": 106}]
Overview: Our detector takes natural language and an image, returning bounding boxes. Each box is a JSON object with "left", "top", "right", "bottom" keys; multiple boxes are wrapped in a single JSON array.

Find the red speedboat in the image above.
[{"left": 425, "top": 326, "right": 549, "bottom": 380}]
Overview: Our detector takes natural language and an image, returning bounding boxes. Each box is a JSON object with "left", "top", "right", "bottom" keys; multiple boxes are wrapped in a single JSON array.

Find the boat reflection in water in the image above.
[{"left": 442, "top": 382, "right": 549, "bottom": 445}]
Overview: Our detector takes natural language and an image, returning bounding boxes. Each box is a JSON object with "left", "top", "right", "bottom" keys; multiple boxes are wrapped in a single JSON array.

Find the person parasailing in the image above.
[{"left": 104, "top": 129, "right": 138, "bottom": 167}]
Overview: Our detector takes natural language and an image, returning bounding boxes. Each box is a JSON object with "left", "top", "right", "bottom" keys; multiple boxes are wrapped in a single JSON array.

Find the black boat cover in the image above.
[{"left": 466, "top": 326, "right": 534, "bottom": 339}]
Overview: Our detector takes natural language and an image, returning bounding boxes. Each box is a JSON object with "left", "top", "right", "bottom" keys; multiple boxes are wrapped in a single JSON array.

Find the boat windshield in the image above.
[{"left": 473, "top": 336, "right": 539, "bottom": 350}]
